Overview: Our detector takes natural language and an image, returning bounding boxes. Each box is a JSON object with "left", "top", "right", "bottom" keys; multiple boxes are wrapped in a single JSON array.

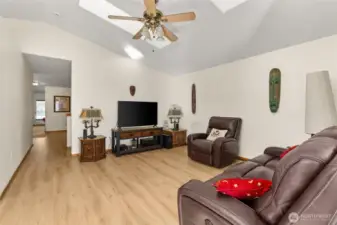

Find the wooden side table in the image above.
[
  {"left": 79, "top": 135, "right": 106, "bottom": 162},
  {"left": 163, "top": 129, "right": 187, "bottom": 148}
]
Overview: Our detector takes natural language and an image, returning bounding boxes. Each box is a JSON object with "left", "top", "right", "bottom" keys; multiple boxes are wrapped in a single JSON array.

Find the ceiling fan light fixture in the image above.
[
  {"left": 156, "top": 36, "right": 165, "bottom": 41},
  {"left": 155, "top": 26, "right": 164, "bottom": 37},
  {"left": 141, "top": 26, "right": 151, "bottom": 40}
]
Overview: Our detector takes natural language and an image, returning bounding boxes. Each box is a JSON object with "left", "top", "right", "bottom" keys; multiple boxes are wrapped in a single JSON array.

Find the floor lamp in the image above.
[{"left": 305, "top": 71, "right": 337, "bottom": 136}]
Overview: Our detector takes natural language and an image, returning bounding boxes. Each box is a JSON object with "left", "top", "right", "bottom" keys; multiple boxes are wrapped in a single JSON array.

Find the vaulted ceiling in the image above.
[{"left": 2, "top": 0, "right": 337, "bottom": 75}]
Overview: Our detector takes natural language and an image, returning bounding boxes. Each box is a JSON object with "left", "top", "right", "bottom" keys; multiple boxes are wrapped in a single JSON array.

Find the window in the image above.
[{"left": 36, "top": 101, "right": 46, "bottom": 120}]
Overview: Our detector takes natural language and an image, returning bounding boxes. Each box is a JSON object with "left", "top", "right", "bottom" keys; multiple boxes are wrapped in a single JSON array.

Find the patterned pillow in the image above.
[
  {"left": 213, "top": 178, "right": 272, "bottom": 199},
  {"left": 206, "top": 128, "right": 227, "bottom": 141}
]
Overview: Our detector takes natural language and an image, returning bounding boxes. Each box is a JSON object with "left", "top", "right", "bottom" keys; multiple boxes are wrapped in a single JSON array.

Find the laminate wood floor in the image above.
[
  {"left": 32, "top": 125, "right": 46, "bottom": 138},
  {"left": 0, "top": 132, "right": 223, "bottom": 225}
]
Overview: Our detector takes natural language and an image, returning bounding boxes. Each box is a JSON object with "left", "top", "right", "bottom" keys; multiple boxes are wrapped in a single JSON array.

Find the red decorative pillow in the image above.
[
  {"left": 280, "top": 145, "right": 298, "bottom": 159},
  {"left": 213, "top": 178, "right": 272, "bottom": 199}
]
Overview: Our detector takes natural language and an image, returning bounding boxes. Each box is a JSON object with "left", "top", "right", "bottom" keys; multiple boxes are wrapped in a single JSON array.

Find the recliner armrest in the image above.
[
  {"left": 178, "top": 180, "right": 266, "bottom": 225},
  {"left": 188, "top": 133, "right": 208, "bottom": 141},
  {"left": 264, "top": 146, "right": 286, "bottom": 157},
  {"left": 212, "top": 137, "right": 239, "bottom": 168}
]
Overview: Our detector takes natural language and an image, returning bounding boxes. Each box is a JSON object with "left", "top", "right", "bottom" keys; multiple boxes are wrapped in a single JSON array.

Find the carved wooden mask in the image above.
[
  {"left": 192, "top": 84, "right": 196, "bottom": 114},
  {"left": 269, "top": 68, "right": 281, "bottom": 113},
  {"left": 130, "top": 85, "right": 136, "bottom": 96}
]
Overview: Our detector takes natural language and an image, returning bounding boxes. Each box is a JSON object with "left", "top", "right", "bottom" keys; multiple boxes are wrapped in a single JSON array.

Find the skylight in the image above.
[
  {"left": 79, "top": 0, "right": 171, "bottom": 49},
  {"left": 210, "top": 0, "right": 249, "bottom": 14},
  {"left": 124, "top": 45, "right": 144, "bottom": 60}
]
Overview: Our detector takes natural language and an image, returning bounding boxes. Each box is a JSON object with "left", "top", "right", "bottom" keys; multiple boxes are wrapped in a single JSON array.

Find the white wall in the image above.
[
  {"left": 45, "top": 86, "right": 71, "bottom": 131},
  {"left": 0, "top": 20, "right": 33, "bottom": 195},
  {"left": 34, "top": 92, "right": 45, "bottom": 101},
  {"left": 3, "top": 19, "right": 173, "bottom": 154},
  {"left": 173, "top": 34, "right": 337, "bottom": 158}
]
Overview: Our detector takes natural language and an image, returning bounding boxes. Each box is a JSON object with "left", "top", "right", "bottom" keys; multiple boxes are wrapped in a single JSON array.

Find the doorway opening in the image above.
[
  {"left": 35, "top": 100, "right": 45, "bottom": 123},
  {"left": 24, "top": 53, "right": 72, "bottom": 141}
]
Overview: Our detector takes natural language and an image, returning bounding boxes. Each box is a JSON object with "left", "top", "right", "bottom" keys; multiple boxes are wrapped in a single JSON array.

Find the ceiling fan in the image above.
[{"left": 108, "top": 0, "right": 196, "bottom": 42}]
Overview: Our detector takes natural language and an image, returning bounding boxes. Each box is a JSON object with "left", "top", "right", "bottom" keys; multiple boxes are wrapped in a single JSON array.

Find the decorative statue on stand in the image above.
[{"left": 79, "top": 106, "right": 103, "bottom": 139}]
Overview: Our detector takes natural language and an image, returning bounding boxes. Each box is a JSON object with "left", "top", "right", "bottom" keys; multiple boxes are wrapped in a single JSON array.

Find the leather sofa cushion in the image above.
[
  {"left": 254, "top": 136, "right": 337, "bottom": 225},
  {"left": 278, "top": 156, "right": 337, "bottom": 225},
  {"left": 250, "top": 154, "right": 280, "bottom": 171},
  {"left": 313, "top": 125, "right": 337, "bottom": 140},
  {"left": 264, "top": 159, "right": 279, "bottom": 170},
  {"left": 244, "top": 166, "right": 274, "bottom": 181}
]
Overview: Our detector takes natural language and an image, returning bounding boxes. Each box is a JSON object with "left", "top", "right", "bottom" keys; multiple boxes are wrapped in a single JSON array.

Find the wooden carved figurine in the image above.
[
  {"left": 130, "top": 85, "right": 136, "bottom": 96},
  {"left": 269, "top": 68, "right": 281, "bottom": 113},
  {"left": 192, "top": 84, "right": 196, "bottom": 114}
]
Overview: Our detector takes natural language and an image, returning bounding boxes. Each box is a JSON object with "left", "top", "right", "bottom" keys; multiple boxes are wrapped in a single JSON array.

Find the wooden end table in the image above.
[
  {"left": 163, "top": 129, "right": 187, "bottom": 148},
  {"left": 79, "top": 135, "right": 106, "bottom": 162}
]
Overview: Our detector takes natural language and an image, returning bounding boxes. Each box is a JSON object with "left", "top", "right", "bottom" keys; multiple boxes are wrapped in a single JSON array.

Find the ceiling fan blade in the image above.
[
  {"left": 133, "top": 27, "right": 144, "bottom": 40},
  {"left": 108, "top": 15, "right": 144, "bottom": 22},
  {"left": 144, "top": 0, "right": 156, "bottom": 16},
  {"left": 161, "top": 25, "right": 178, "bottom": 42},
  {"left": 162, "top": 12, "right": 196, "bottom": 23}
]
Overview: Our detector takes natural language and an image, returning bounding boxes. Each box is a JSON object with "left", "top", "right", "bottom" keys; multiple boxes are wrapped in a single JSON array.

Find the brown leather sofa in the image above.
[
  {"left": 187, "top": 117, "right": 242, "bottom": 168},
  {"left": 179, "top": 126, "right": 337, "bottom": 225}
]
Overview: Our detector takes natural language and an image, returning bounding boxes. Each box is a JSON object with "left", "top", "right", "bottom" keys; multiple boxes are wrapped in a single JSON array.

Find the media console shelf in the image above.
[{"left": 111, "top": 127, "right": 163, "bottom": 156}]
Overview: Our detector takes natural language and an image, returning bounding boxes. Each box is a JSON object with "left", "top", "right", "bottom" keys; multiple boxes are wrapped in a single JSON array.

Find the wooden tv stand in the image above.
[{"left": 111, "top": 127, "right": 163, "bottom": 156}]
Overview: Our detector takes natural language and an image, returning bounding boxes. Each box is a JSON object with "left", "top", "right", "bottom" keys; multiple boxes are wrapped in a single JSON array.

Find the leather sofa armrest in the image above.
[
  {"left": 264, "top": 146, "right": 286, "bottom": 157},
  {"left": 188, "top": 133, "right": 208, "bottom": 141},
  {"left": 178, "top": 180, "right": 266, "bottom": 225}
]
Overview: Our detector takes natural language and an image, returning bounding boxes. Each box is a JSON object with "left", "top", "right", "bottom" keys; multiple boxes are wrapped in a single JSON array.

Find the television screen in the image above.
[{"left": 118, "top": 101, "right": 158, "bottom": 127}]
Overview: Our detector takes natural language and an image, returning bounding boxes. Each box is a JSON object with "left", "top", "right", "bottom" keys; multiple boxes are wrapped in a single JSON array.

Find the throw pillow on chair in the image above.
[{"left": 206, "top": 128, "right": 228, "bottom": 141}]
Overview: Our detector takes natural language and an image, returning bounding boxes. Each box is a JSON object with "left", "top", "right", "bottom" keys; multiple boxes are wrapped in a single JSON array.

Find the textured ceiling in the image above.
[
  {"left": 24, "top": 54, "right": 71, "bottom": 93},
  {"left": 3, "top": 0, "right": 337, "bottom": 75}
]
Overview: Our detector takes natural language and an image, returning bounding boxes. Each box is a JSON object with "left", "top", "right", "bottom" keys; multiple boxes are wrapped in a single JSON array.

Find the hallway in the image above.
[
  {"left": 0, "top": 132, "right": 221, "bottom": 225},
  {"left": 33, "top": 125, "right": 46, "bottom": 138}
]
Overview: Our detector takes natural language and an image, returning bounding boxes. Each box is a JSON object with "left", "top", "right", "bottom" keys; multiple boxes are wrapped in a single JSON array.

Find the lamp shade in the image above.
[
  {"left": 79, "top": 107, "right": 103, "bottom": 120},
  {"left": 305, "top": 71, "right": 337, "bottom": 134},
  {"left": 167, "top": 104, "right": 183, "bottom": 118}
]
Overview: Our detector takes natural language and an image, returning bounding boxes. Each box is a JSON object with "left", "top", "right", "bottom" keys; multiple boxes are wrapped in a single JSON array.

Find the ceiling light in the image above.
[
  {"left": 210, "top": 0, "right": 249, "bottom": 14},
  {"left": 141, "top": 27, "right": 151, "bottom": 40},
  {"left": 156, "top": 26, "right": 164, "bottom": 38},
  {"left": 32, "top": 81, "right": 39, "bottom": 86},
  {"left": 79, "top": 0, "right": 170, "bottom": 49},
  {"left": 124, "top": 45, "right": 143, "bottom": 60},
  {"left": 157, "top": 37, "right": 165, "bottom": 41},
  {"left": 156, "top": 27, "right": 165, "bottom": 41}
]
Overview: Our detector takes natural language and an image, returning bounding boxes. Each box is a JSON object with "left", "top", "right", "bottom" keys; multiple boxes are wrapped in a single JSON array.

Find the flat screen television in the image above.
[{"left": 118, "top": 101, "right": 158, "bottom": 127}]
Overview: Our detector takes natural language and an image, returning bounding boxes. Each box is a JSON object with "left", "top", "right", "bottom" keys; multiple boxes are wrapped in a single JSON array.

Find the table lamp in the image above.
[
  {"left": 80, "top": 106, "right": 103, "bottom": 139},
  {"left": 168, "top": 104, "right": 183, "bottom": 131},
  {"left": 305, "top": 71, "right": 337, "bottom": 136}
]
